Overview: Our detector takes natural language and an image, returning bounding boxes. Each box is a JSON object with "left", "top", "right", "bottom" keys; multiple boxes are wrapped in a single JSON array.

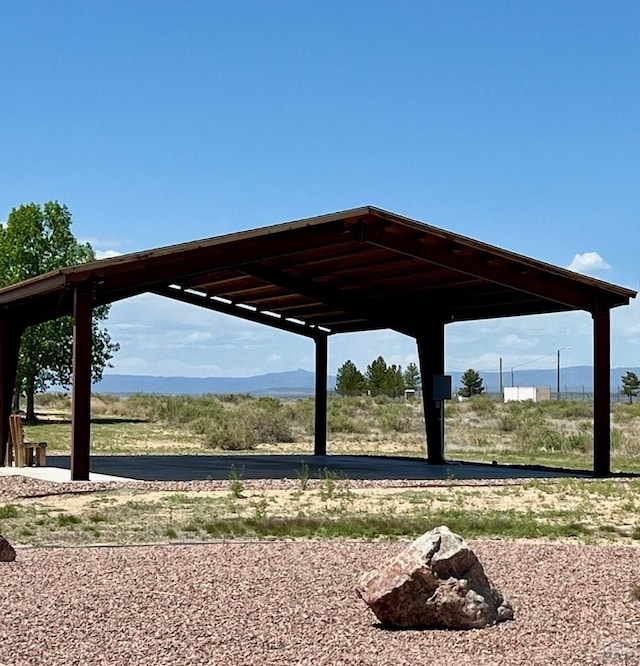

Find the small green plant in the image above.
[
  {"left": 252, "top": 496, "right": 269, "bottom": 520},
  {"left": 629, "top": 582, "right": 640, "bottom": 602},
  {"left": 56, "top": 514, "right": 81, "bottom": 527},
  {"left": 296, "top": 462, "right": 310, "bottom": 491},
  {"left": 164, "top": 527, "right": 178, "bottom": 539},
  {"left": 319, "top": 467, "right": 338, "bottom": 500},
  {"left": 0, "top": 504, "right": 18, "bottom": 520},
  {"left": 318, "top": 467, "right": 353, "bottom": 506},
  {"left": 229, "top": 465, "right": 245, "bottom": 499}
]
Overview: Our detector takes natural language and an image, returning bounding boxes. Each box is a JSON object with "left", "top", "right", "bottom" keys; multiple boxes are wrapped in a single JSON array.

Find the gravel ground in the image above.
[
  {"left": 1, "top": 540, "right": 639, "bottom": 666},
  {"left": 0, "top": 473, "right": 599, "bottom": 501}
]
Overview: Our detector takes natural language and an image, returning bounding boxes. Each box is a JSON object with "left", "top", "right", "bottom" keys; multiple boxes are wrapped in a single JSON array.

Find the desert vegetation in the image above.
[
  {"left": 24, "top": 391, "right": 640, "bottom": 473},
  {"left": 2, "top": 469, "right": 640, "bottom": 547}
]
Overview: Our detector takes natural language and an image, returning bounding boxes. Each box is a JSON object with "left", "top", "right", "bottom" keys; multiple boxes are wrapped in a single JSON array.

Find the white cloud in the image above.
[
  {"left": 467, "top": 352, "right": 503, "bottom": 372},
  {"left": 499, "top": 334, "right": 538, "bottom": 350},
  {"left": 185, "top": 331, "right": 214, "bottom": 343},
  {"left": 95, "top": 249, "right": 122, "bottom": 260},
  {"left": 266, "top": 353, "right": 282, "bottom": 364},
  {"left": 567, "top": 252, "right": 611, "bottom": 275},
  {"left": 446, "top": 312, "right": 590, "bottom": 371}
]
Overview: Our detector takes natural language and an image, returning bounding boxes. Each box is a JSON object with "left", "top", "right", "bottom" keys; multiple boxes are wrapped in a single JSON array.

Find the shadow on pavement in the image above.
[{"left": 46, "top": 454, "right": 596, "bottom": 482}]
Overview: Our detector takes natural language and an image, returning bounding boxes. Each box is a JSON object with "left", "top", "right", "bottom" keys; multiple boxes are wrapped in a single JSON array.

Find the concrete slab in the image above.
[
  {"left": 34, "top": 454, "right": 591, "bottom": 483},
  {"left": 0, "top": 465, "right": 139, "bottom": 483}
]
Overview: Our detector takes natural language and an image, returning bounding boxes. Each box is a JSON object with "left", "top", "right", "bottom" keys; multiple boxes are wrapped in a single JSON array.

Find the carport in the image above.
[{"left": 0, "top": 206, "right": 635, "bottom": 479}]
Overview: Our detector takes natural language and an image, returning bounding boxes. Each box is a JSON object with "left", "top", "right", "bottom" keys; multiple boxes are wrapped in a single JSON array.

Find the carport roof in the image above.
[{"left": 0, "top": 206, "right": 635, "bottom": 337}]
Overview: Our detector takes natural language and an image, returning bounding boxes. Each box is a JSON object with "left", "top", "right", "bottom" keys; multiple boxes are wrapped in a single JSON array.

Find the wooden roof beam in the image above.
[
  {"left": 238, "top": 263, "right": 426, "bottom": 337},
  {"left": 151, "top": 285, "right": 327, "bottom": 339},
  {"left": 363, "top": 223, "right": 612, "bottom": 311}
]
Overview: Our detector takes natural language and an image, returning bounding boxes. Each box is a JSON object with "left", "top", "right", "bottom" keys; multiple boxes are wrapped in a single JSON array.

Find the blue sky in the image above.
[{"left": 1, "top": 1, "right": 638, "bottom": 379}]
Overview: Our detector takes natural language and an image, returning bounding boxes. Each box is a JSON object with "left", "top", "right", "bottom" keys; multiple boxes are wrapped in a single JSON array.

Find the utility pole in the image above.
[
  {"left": 556, "top": 347, "right": 570, "bottom": 399},
  {"left": 556, "top": 348, "right": 564, "bottom": 400}
]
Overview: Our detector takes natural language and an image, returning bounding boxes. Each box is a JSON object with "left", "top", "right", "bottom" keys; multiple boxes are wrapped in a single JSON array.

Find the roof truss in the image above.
[{"left": 0, "top": 207, "right": 633, "bottom": 337}]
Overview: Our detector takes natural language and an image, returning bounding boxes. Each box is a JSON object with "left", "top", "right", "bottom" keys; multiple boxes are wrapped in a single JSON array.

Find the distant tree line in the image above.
[{"left": 335, "top": 356, "right": 421, "bottom": 398}]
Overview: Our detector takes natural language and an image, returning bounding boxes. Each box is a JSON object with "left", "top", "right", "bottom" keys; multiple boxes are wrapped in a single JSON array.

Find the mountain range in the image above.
[
  {"left": 94, "top": 369, "right": 336, "bottom": 397},
  {"left": 93, "top": 366, "right": 640, "bottom": 396}
]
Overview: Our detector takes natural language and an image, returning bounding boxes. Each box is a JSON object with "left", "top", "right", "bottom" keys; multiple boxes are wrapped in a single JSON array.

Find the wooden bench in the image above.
[{"left": 6, "top": 414, "right": 47, "bottom": 467}]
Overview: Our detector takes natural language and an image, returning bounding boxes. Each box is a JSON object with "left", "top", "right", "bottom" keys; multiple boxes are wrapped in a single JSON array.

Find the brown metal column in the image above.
[
  {"left": 417, "top": 320, "right": 446, "bottom": 465},
  {"left": 71, "top": 286, "right": 93, "bottom": 480},
  {"left": 314, "top": 334, "right": 328, "bottom": 456},
  {"left": 593, "top": 305, "right": 611, "bottom": 477},
  {"left": 0, "top": 319, "right": 22, "bottom": 465}
]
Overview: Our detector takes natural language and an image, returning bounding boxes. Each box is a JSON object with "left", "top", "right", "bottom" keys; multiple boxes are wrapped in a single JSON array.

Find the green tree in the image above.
[
  {"left": 0, "top": 202, "right": 119, "bottom": 421},
  {"left": 366, "top": 356, "right": 389, "bottom": 396},
  {"left": 621, "top": 371, "right": 640, "bottom": 404},
  {"left": 364, "top": 356, "right": 405, "bottom": 397},
  {"left": 387, "top": 364, "right": 405, "bottom": 398},
  {"left": 335, "top": 360, "right": 366, "bottom": 396},
  {"left": 459, "top": 368, "right": 484, "bottom": 398},
  {"left": 403, "top": 362, "right": 421, "bottom": 391}
]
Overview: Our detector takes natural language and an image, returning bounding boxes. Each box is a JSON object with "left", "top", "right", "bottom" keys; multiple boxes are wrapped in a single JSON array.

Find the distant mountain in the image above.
[
  {"left": 93, "top": 365, "right": 639, "bottom": 397},
  {"left": 94, "top": 368, "right": 336, "bottom": 397}
]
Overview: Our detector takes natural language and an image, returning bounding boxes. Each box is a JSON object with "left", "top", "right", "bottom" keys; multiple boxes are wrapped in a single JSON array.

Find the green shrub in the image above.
[
  {"left": 611, "top": 428, "right": 640, "bottom": 456},
  {"left": 188, "top": 417, "right": 213, "bottom": 435},
  {"left": 542, "top": 400, "right": 593, "bottom": 419},
  {"left": 328, "top": 410, "right": 365, "bottom": 434},
  {"left": 35, "top": 392, "right": 71, "bottom": 410},
  {"left": 238, "top": 399, "right": 294, "bottom": 443},
  {"left": 159, "top": 395, "right": 225, "bottom": 425},
  {"left": 198, "top": 396, "right": 294, "bottom": 448},
  {"left": 289, "top": 397, "right": 316, "bottom": 435},
  {"left": 217, "top": 393, "right": 252, "bottom": 403},
  {"left": 376, "top": 402, "right": 414, "bottom": 433},
  {"left": 445, "top": 401, "right": 460, "bottom": 418},
  {"left": 522, "top": 426, "right": 591, "bottom": 453},
  {"left": 202, "top": 417, "right": 258, "bottom": 450},
  {"left": 563, "top": 432, "right": 592, "bottom": 453},
  {"left": 327, "top": 398, "right": 369, "bottom": 434},
  {"left": 467, "top": 394, "right": 496, "bottom": 416},
  {"left": 117, "top": 393, "right": 161, "bottom": 419},
  {"left": 612, "top": 402, "right": 640, "bottom": 423}
]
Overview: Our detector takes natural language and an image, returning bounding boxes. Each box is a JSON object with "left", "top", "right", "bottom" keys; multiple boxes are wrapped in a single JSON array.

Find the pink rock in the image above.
[{"left": 356, "top": 525, "right": 513, "bottom": 629}]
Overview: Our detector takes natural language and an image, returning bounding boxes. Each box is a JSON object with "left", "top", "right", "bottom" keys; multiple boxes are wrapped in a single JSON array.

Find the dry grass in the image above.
[
  {"left": 26, "top": 392, "right": 640, "bottom": 473},
  {"left": 2, "top": 475, "right": 640, "bottom": 547}
]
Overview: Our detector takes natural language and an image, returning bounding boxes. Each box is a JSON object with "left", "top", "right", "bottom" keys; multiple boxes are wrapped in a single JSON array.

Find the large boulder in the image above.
[
  {"left": 0, "top": 535, "right": 16, "bottom": 562},
  {"left": 356, "top": 525, "right": 513, "bottom": 629}
]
